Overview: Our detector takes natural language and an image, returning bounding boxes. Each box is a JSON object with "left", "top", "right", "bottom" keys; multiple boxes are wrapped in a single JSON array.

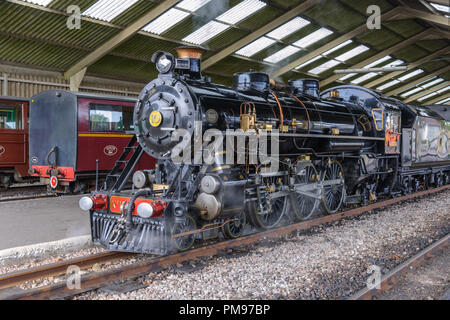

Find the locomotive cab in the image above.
[{"left": 321, "top": 86, "right": 402, "bottom": 155}]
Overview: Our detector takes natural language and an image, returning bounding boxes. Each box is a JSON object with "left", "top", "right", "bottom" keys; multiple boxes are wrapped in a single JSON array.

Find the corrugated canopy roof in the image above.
[{"left": 0, "top": 0, "right": 449, "bottom": 105}]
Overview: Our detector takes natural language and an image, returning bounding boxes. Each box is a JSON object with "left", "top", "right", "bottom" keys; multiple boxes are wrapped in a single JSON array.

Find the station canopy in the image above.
[{"left": 0, "top": 0, "right": 449, "bottom": 105}]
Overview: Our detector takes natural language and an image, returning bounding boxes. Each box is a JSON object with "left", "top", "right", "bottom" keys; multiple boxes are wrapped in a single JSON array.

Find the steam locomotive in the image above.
[{"left": 80, "top": 47, "right": 450, "bottom": 255}]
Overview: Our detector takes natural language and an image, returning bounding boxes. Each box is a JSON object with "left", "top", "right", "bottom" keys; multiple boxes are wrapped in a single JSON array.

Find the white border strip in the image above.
[{"left": 0, "top": 235, "right": 92, "bottom": 262}]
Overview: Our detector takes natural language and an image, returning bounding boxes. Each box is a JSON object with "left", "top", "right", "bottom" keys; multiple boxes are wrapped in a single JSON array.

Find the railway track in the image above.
[
  {"left": 0, "top": 251, "right": 131, "bottom": 291},
  {"left": 350, "top": 233, "right": 449, "bottom": 300},
  {"left": 0, "top": 184, "right": 448, "bottom": 300},
  {"left": 0, "top": 184, "right": 55, "bottom": 202}
]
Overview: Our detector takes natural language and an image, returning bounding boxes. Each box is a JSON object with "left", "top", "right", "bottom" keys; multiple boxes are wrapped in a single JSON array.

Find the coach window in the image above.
[
  {"left": 89, "top": 104, "right": 133, "bottom": 132},
  {"left": 0, "top": 102, "right": 23, "bottom": 130}
]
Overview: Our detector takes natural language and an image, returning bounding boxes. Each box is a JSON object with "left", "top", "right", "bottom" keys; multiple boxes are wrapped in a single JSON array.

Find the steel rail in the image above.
[
  {"left": 350, "top": 233, "right": 449, "bottom": 300},
  {"left": 0, "top": 185, "right": 54, "bottom": 202},
  {"left": 0, "top": 251, "right": 131, "bottom": 290},
  {"left": 1, "top": 184, "right": 449, "bottom": 300}
]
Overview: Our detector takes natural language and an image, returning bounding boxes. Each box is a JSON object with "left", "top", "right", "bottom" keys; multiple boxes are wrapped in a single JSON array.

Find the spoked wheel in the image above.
[
  {"left": 320, "top": 160, "right": 345, "bottom": 215},
  {"left": 247, "top": 176, "right": 288, "bottom": 230},
  {"left": 290, "top": 164, "right": 320, "bottom": 221},
  {"left": 172, "top": 214, "right": 197, "bottom": 251},
  {"left": 424, "top": 175, "right": 433, "bottom": 190},
  {"left": 222, "top": 212, "right": 247, "bottom": 239},
  {"left": 445, "top": 173, "right": 450, "bottom": 185}
]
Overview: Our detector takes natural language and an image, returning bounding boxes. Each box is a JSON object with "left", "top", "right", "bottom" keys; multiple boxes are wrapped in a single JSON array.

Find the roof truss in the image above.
[
  {"left": 386, "top": 65, "right": 450, "bottom": 96},
  {"left": 270, "top": 7, "right": 403, "bottom": 78},
  {"left": 404, "top": 81, "right": 449, "bottom": 103},
  {"left": 202, "top": 0, "right": 319, "bottom": 70},
  {"left": 320, "top": 29, "right": 435, "bottom": 87},
  {"left": 426, "top": 91, "right": 450, "bottom": 105},
  {"left": 64, "top": 0, "right": 179, "bottom": 79},
  {"left": 364, "top": 46, "right": 450, "bottom": 88}
]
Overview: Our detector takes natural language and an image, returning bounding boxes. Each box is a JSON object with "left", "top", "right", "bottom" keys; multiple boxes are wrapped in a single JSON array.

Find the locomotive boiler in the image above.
[{"left": 80, "top": 47, "right": 449, "bottom": 255}]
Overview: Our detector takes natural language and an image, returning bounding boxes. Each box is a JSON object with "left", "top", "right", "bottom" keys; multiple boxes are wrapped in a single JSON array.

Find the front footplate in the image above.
[{"left": 91, "top": 211, "right": 170, "bottom": 255}]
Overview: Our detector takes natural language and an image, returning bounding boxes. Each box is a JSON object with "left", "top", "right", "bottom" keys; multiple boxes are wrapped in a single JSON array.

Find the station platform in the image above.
[{"left": 0, "top": 195, "right": 90, "bottom": 251}]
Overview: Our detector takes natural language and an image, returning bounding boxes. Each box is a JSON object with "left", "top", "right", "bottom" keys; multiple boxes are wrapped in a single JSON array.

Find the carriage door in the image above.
[
  {"left": 385, "top": 111, "right": 401, "bottom": 154},
  {"left": 0, "top": 100, "right": 28, "bottom": 176}
]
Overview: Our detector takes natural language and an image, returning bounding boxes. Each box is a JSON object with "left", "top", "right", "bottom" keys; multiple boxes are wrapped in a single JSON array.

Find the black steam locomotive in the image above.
[{"left": 80, "top": 47, "right": 450, "bottom": 255}]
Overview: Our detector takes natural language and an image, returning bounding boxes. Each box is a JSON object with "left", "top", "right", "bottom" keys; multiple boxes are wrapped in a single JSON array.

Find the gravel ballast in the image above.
[{"left": 73, "top": 190, "right": 450, "bottom": 300}]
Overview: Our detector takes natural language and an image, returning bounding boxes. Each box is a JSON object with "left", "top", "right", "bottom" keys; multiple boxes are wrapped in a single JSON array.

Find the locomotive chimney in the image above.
[{"left": 175, "top": 46, "right": 205, "bottom": 80}]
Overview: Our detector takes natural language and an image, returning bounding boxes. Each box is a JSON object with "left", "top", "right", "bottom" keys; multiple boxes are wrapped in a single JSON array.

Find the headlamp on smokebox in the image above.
[{"left": 151, "top": 51, "right": 175, "bottom": 74}]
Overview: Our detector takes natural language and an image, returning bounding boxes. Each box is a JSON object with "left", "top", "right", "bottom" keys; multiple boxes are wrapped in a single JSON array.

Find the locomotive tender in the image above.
[{"left": 80, "top": 47, "right": 450, "bottom": 255}]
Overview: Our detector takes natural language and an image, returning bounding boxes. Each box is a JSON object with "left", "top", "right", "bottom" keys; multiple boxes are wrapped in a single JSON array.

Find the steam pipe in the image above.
[
  {"left": 271, "top": 92, "right": 284, "bottom": 127},
  {"left": 126, "top": 189, "right": 151, "bottom": 231}
]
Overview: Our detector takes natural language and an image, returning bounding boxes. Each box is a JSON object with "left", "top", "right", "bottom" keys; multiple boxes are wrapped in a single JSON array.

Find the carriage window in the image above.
[
  {"left": 0, "top": 102, "right": 23, "bottom": 130},
  {"left": 89, "top": 103, "right": 133, "bottom": 132}
]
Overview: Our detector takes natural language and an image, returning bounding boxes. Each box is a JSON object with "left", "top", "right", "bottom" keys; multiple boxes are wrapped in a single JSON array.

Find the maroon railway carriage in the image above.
[
  {"left": 29, "top": 90, "right": 156, "bottom": 193},
  {"left": 0, "top": 96, "right": 33, "bottom": 187}
]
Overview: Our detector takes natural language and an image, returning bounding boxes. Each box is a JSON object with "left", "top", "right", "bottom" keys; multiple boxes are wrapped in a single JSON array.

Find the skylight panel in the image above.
[
  {"left": 311, "top": 45, "right": 368, "bottom": 75},
  {"left": 264, "top": 46, "right": 301, "bottom": 63},
  {"left": 335, "top": 45, "right": 369, "bottom": 62},
  {"left": 429, "top": 2, "right": 450, "bottom": 13},
  {"left": 351, "top": 73, "right": 378, "bottom": 84},
  {"left": 387, "top": 59, "right": 405, "bottom": 67},
  {"left": 323, "top": 40, "right": 353, "bottom": 56},
  {"left": 339, "top": 57, "right": 391, "bottom": 82},
  {"left": 216, "top": 0, "right": 266, "bottom": 25},
  {"left": 437, "top": 86, "right": 450, "bottom": 94},
  {"left": 309, "top": 60, "right": 341, "bottom": 75},
  {"left": 364, "top": 56, "right": 392, "bottom": 68},
  {"left": 422, "top": 78, "right": 445, "bottom": 88},
  {"left": 340, "top": 59, "right": 402, "bottom": 83},
  {"left": 295, "top": 56, "right": 322, "bottom": 69},
  {"left": 183, "top": 21, "right": 229, "bottom": 44},
  {"left": 377, "top": 80, "right": 400, "bottom": 91},
  {"left": 25, "top": 0, "right": 53, "bottom": 5},
  {"left": 339, "top": 73, "right": 357, "bottom": 81},
  {"left": 401, "top": 87, "right": 423, "bottom": 97},
  {"left": 176, "top": 0, "right": 213, "bottom": 12},
  {"left": 83, "top": 0, "right": 139, "bottom": 22},
  {"left": 398, "top": 69, "right": 424, "bottom": 82},
  {"left": 142, "top": 8, "right": 190, "bottom": 34},
  {"left": 235, "top": 37, "right": 276, "bottom": 57},
  {"left": 293, "top": 28, "right": 333, "bottom": 48},
  {"left": 418, "top": 92, "right": 438, "bottom": 102},
  {"left": 266, "top": 17, "right": 310, "bottom": 40},
  {"left": 436, "top": 97, "right": 450, "bottom": 104},
  {"left": 307, "top": 43, "right": 367, "bottom": 75},
  {"left": 349, "top": 58, "right": 399, "bottom": 84}
]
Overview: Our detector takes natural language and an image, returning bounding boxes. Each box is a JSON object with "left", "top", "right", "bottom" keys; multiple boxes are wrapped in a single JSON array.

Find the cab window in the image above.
[
  {"left": 89, "top": 103, "right": 133, "bottom": 132},
  {"left": 371, "top": 108, "right": 384, "bottom": 131},
  {"left": 386, "top": 112, "right": 401, "bottom": 132},
  {"left": 0, "top": 102, "right": 23, "bottom": 130}
]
